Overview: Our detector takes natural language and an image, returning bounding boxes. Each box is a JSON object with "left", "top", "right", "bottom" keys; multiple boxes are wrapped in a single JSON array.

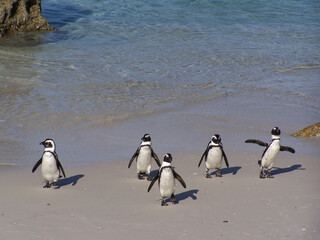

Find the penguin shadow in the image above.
[
  {"left": 210, "top": 166, "right": 242, "bottom": 177},
  {"left": 270, "top": 164, "right": 305, "bottom": 176},
  {"left": 150, "top": 169, "right": 159, "bottom": 178},
  {"left": 136, "top": 170, "right": 158, "bottom": 181},
  {"left": 164, "top": 189, "right": 199, "bottom": 205},
  {"left": 54, "top": 174, "right": 85, "bottom": 189}
]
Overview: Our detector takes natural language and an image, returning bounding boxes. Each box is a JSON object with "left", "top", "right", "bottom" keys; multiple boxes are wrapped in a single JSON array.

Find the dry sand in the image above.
[{"left": 0, "top": 151, "right": 319, "bottom": 240}]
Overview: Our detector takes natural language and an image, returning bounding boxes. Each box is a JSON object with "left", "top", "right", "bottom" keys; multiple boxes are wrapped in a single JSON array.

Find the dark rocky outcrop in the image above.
[
  {"left": 0, "top": 0, "right": 54, "bottom": 37},
  {"left": 291, "top": 122, "right": 320, "bottom": 138}
]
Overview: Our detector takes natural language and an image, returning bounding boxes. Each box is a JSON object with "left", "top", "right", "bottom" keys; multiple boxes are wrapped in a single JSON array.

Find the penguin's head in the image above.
[
  {"left": 40, "top": 139, "right": 55, "bottom": 151},
  {"left": 141, "top": 134, "right": 151, "bottom": 142},
  {"left": 163, "top": 153, "right": 172, "bottom": 163},
  {"left": 211, "top": 134, "right": 221, "bottom": 144},
  {"left": 271, "top": 127, "right": 281, "bottom": 136}
]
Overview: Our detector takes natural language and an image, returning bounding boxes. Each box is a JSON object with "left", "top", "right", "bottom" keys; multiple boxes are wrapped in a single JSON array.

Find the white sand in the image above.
[{"left": 0, "top": 151, "right": 319, "bottom": 240}]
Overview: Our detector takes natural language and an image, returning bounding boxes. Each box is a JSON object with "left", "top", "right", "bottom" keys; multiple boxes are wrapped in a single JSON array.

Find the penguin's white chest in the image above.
[
  {"left": 206, "top": 147, "right": 223, "bottom": 169},
  {"left": 137, "top": 146, "right": 152, "bottom": 173},
  {"left": 41, "top": 152, "right": 59, "bottom": 182},
  {"left": 159, "top": 168, "right": 175, "bottom": 198},
  {"left": 261, "top": 142, "right": 280, "bottom": 169}
]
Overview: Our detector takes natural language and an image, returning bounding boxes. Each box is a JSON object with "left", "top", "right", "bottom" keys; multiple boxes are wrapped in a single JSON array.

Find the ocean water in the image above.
[{"left": 0, "top": 0, "right": 319, "bottom": 166}]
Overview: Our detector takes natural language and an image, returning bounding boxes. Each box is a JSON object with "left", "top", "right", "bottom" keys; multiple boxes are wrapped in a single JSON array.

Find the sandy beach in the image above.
[
  {"left": 0, "top": 150, "right": 319, "bottom": 240},
  {"left": 1, "top": 1, "right": 319, "bottom": 239}
]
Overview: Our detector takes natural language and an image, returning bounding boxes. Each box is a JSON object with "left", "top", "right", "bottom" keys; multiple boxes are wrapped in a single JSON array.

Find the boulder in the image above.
[
  {"left": 291, "top": 122, "right": 320, "bottom": 138},
  {"left": 0, "top": 0, "right": 54, "bottom": 37}
]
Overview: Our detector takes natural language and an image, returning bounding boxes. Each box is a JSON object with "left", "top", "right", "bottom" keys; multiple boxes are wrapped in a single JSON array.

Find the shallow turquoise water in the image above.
[{"left": 0, "top": 0, "right": 319, "bottom": 165}]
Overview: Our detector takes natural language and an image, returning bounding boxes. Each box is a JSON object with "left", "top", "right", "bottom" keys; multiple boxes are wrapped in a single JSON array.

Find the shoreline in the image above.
[
  {"left": 1, "top": 103, "right": 319, "bottom": 167},
  {"left": 0, "top": 150, "right": 319, "bottom": 240}
]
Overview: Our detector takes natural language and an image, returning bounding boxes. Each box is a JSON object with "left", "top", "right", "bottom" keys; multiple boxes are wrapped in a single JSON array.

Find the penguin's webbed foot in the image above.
[
  {"left": 266, "top": 171, "right": 274, "bottom": 178},
  {"left": 43, "top": 181, "right": 51, "bottom": 188},
  {"left": 171, "top": 194, "right": 177, "bottom": 204},
  {"left": 215, "top": 169, "right": 222, "bottom": 177},
  {"left": 206, "top": 173, "right": 212, "bottom": 178},
  {"left": 161, "top": 200, "right": 168, "bottom": 206},
  {"left": 137, "top": 173, "right": 144, "bottom": 180},
  {"left": 259, "top": 171, "right": 265, "bottom": 179},
  {"left": 147, "top": 175, "right": 153, "bottom": 181}
]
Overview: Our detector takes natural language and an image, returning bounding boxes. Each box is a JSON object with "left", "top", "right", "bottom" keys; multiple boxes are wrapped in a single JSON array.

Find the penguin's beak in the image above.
[{"left": 40, "top": 141, "right": 45, "bottom": 146}]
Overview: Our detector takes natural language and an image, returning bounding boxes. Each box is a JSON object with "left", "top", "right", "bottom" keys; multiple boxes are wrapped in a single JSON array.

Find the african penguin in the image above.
[
  {"left": 128, "top": 134, "right": 161, "bottom": 181},
  {"left": 32, "top": 139, "right": 66, "bottom": 188},
  {"left": 245, "top": 127, "right": 295, "bottom": 178},
  {"left": 148, "top": 153, "right": 186, "bottom": 206},
  {"left": 198, "top": 134, "right": 229, "bottom": 178}
]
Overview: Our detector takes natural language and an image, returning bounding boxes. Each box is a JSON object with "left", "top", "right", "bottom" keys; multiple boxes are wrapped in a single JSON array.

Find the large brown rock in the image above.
[
  {"left": 0, "top": 0, "right": 54, "bottom": 37},
  {"left": 291, "top": 122, "right": 320, "bottom": 138}
]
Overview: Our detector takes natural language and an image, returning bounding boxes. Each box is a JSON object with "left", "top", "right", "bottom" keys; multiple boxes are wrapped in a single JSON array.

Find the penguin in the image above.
[
  {"left": 32, "top": 139, "right": 66, "bottom": 188},
  {"left": 245, "top": 127, "right": 295, "bottom": 178},
  {"left": 198, "top": 134, "right": 229, "bottom": 178},
  {"left": 128, "top": 134, "right": 161, "bottom": 181},
  {"left": 148, "top": 153, "right": 186, "bottom": 206}
]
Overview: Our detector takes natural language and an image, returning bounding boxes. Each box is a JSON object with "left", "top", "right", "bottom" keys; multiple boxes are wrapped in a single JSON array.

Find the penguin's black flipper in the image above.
[
  {"left": 151, "top": 149, "right": 161, "bottom": 167},
  {"left": 57, "top": 159, "right": 66, "bottom": 178},
  {"left": 128, "top": 148, "right": 139, "bottom": 168},
  {"left": 198, "top": 147, "right": 209, "bottom": 167},
  {"left": 32, "top": 158, "right": 42, "bottom": 173},
  {"left": 173, "top": 170, "right": 186, "bottom": 188},
  {"left": 198, "top": 151, "right": 205, "bottom": 167},
  {"left": 280, "top": 146, "right": 295, "bottom": 154},
  {"left": 221, "top": 146, "right": 229, "bottom": 168},
  {"left": 53, "top": 152, "right": 66, "bottom": 178},
  {"left": 147, "top": 173, "right": 159, "bottom": 192},
  {"left": 245, "top": 139, "right": 268, "bottom": 147}
]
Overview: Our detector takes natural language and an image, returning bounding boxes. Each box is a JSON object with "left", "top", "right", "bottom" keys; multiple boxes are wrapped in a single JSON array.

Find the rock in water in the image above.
[
  {"left": 0, "top": 0, "right": 54, "bottom": 37},
  {"left": 291, "top": 122, "right": 320, "bottom": 138}
]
